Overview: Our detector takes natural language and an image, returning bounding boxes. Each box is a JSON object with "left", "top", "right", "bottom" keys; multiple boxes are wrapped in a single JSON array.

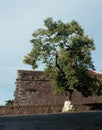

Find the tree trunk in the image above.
[
  {"left": 62, "top": 90, "right": 74, "bottom": 112},
  {"left": 65, "top": 90, "right": 73, "bottom": 102}
]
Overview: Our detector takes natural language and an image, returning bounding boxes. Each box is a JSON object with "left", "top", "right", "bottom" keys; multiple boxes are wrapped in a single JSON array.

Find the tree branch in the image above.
[{"left": 55, "top": 53, "right": 65, "bottom": 76}]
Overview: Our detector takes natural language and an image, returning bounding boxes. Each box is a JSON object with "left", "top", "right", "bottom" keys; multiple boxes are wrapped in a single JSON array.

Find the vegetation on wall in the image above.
[{"left": 5, "top": 100, "right": 14, "bottom": 106}]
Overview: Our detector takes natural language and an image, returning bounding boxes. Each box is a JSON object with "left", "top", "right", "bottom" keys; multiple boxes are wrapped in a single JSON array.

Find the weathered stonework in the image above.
[
  {"left": 14, "top": 70, "right": 66, "bottom": 106},
  {"left": 14, "top": 70, "right": 102, "bottom": 107}
]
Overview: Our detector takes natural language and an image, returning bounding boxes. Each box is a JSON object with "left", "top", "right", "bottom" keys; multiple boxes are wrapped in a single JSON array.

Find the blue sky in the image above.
[{"left": 0, "top": 0, "right": 102, "bottom": 105}]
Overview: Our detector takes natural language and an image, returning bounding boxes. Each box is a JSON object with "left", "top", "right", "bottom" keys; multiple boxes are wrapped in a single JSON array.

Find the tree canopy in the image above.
[{"left": 23, "top": 17, "right": 101, "bottom": 99}]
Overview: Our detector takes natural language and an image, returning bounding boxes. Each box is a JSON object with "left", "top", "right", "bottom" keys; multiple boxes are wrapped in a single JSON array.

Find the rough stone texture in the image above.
[
  {"left": 1, "top": 103, "right": 102, "bottom": 116},
  {"left": 14, "top": 70, "right": 66, "bottom": 106},
  {"left": 14, "top": 70, "right": 102, "bottom": 107},
  {"left": 0, "top": 105, "right": 62, "bottom": 116},
  {"left": 0, "top": 112, "right": 102, "bottom": 130}
]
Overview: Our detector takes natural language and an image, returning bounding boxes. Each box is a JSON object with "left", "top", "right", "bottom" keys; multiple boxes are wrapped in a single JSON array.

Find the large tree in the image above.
[{"left": 23, "top": 18, "right": 101, "bottom": 101}]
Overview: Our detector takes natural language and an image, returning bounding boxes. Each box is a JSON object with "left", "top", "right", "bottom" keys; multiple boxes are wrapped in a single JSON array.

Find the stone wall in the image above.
[
  {"left": 0, "top": 105, "right": 62, "bottom": 116},
  {"left": 14, "top": 70, "right": 66, "bottom": 106},
  {"left": 1, "top": 103, "right": 102, "bottom": 116},
  {"left": 14, "top": 70, "right": 102, "bottom": 106}
]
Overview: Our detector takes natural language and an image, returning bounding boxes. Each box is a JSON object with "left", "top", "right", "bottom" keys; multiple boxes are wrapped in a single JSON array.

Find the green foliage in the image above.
[
  {"left": 23, "top": 17, "right": 101, "bottom": 99},
  {"left": 5, "top": 100, "right": 14, "bottom": 106}
]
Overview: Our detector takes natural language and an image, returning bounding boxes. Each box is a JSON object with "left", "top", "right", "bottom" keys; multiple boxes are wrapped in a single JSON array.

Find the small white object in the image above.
[{"left": 62, "top": 100, "right": 73, "bottom": 112}]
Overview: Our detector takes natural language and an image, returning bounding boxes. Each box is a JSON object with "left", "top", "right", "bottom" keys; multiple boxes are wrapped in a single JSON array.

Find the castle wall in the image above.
[
  {"left": 14, "top": 70, "right": 66, "bottom": 106},
  {"left": 14, "top": 70, "right": 102, "bottom": 106}
]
